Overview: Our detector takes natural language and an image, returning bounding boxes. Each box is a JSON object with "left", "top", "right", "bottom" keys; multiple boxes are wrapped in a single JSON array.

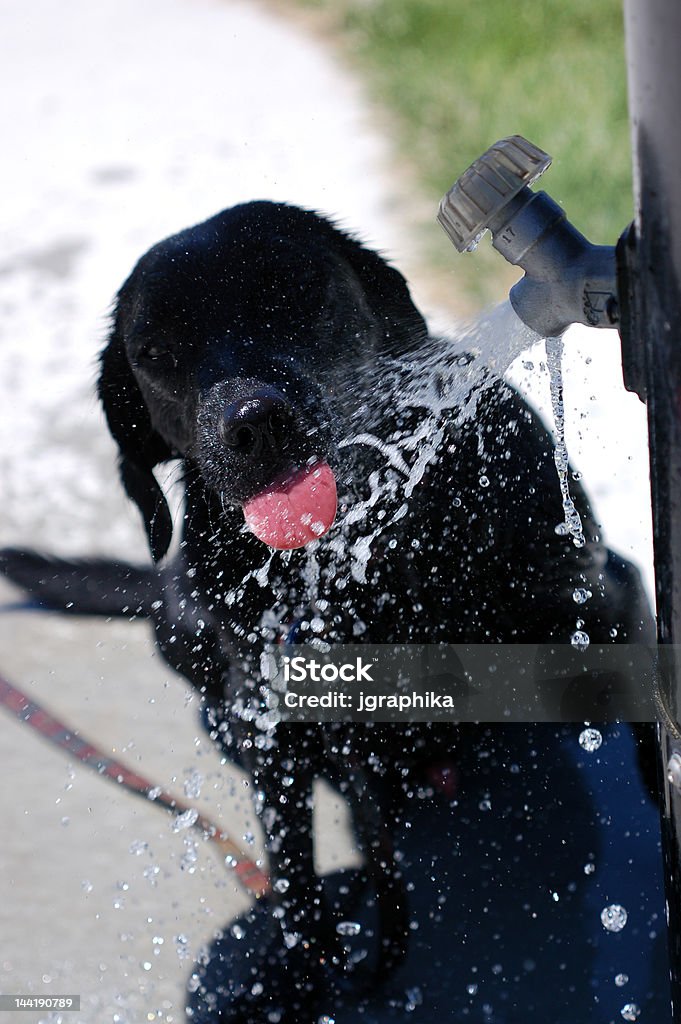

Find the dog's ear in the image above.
[
  {"left": 334, "top": 229, "right": 428, "bottom": 351},
  {"left": 98, "top": 317, "right": 174, "bottom": 563}
]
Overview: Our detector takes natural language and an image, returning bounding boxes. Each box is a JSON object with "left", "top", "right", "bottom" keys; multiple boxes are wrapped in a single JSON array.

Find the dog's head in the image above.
[{"left": 98, "top": 201, "right": 427, "bottom": 561}]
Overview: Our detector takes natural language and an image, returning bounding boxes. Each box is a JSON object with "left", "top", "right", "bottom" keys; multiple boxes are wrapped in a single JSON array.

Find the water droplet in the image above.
[
  {"left": 580, "top": 728, "right": 602, "bottom": 752},
  {"left": 336, "top": 921, "right": 362, "bottom": 937},
  {"left": 284, "top": 932, "right": 301, "bottom": 948},
  {"left": 479, "top": 475, "right": 490, "bottom": 488},
  {"left": 405, "top": 986, "right": 423, "bottom": 1010},
  {"left": 230, "top": 924, "right": 246, "bottom": 940},
  {"left": 129, "top": 839, "right": 149, "bottom": 856},
  {"left": 172, "top": 808, "right": 199, "bottom": 832},
  {"left": 584, "top": 862, "right": 596, "bottom": 875},
  {"left": 572, "top": 588, "right": 592, "bottom": 604},
  {"left": 571, "top": 630, "right": 590, "bottom": 652},
  {"left": 81, "top": 879, "right": 94, "bottom": 893},
  {"left": 601, "top": 904, "right": 628, "bottom": 932},
  {"left": 318, "top": 1016, "right": 336, "bottom": 1024},
  {"left": 467, "top": 983, "right": 478, "bottom": 995},
  {"left": 274, "top": 878, "right": 290, "bottom": 893},
  {"left": 147, "top": 786, "right": 162, "bottom": 801},
  {"left": 615, "top": 973, "right": 629, "bottom": 987},
  {"left": 183, "top": 769, "right": 203, "bottom": 799},
  {"left": 569, "top": 626, "right": 589, "bottom": 651},
  {"left": 180, "top": 838, "right": 199, "bottom": 873},
  {"left": 620, "top": 1003, "right": 641, "bottom": 1021}
]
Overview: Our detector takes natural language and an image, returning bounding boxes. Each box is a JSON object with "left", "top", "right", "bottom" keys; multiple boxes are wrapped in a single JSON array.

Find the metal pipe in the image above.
[{"left": 624, "top": 0, "right": 681, "bottom": 1016}]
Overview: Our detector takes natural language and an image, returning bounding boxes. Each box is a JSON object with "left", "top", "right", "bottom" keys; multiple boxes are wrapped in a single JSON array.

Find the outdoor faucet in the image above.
[{"left": 437, "top": 136, "right": 620, "bottom": 340}]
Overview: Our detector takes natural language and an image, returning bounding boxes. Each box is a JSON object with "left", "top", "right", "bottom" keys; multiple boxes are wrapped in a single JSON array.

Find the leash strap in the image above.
[{"left": 0, "top": 672, "right": 270, "bottom": 897}]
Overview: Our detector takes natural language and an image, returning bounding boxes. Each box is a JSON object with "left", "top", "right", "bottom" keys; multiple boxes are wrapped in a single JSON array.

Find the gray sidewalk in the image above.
[{"left": 0, "top": 1, "right": 384, "bottom": 1018}]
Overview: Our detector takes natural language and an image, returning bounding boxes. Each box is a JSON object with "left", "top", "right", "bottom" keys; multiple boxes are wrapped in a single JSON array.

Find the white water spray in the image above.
[
  {"left": 227, "top": 301, "right": 590, "bottom": 636},
  {"left": 545, "top": 336, "right": 586, "bottom": 548}
]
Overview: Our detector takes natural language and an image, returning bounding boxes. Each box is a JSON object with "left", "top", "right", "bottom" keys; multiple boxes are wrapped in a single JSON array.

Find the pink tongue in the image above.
[{"left": 243, "top": 462, "right": 337, "bottom": 549}]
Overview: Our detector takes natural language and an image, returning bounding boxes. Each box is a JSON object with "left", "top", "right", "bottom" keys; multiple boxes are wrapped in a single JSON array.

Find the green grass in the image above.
[{"left": 293, "top": 0, "right": 632, "bottom": 308}]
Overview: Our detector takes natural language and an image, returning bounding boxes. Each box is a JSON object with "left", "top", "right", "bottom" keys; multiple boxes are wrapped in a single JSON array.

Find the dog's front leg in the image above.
[{"left": 239, "top": 723, "right": 343, "bottom": 1016}]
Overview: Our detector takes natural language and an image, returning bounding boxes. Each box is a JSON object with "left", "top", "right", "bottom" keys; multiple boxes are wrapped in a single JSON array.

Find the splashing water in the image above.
[
  {"left": 545, "top": 336, "right": 585, "bottom": 548},
  {"left": 579, "top": 727, "right": 602, "bottom": 752},
  {"left": 183, "top": 768, "right": 203, "bottom": 799},
  {"left": 223, "top": 302, "right": 591, "bottom": 659},
  {"left": 336, "top": 920, "right": 362, "bottom": 937},
  {"left": 601, "top": 904, "right": 628, "bottom": 932},
  {"left": 332, "top": 301, "right": 543, "bottom": 583},
  {"left": 399, "top": 301, "right": 542, "bottom": 420},
  {"left": 171, "top": 807, "right": 199, "bottom": 832},
  {"left": 571, "top": 630, "right": 591, "bottom": 652}
]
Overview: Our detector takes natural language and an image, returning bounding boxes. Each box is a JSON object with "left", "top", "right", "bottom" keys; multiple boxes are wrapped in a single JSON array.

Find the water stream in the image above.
[
  {"left": 545, "top": 334, "right": 586, "bottom": 548},
  {"left": 229, "top": 302, "right": 588, "bottom": 636}
]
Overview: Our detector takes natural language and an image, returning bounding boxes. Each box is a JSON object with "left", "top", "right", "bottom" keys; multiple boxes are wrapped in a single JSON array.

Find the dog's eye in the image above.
[
  {"left": 137, "top": 342, "right": 175, "bottom": 365},
  {"left": 142, "top": 343, "right": 165, "bottom": 360}
]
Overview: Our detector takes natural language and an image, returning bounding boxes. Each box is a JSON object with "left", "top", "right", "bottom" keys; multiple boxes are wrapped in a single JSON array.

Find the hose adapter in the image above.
[{"left": 438, "top": 136, "right": 619, "bottom": 339}]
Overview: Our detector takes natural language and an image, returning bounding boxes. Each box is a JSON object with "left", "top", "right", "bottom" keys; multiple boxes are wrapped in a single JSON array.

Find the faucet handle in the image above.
[{"left": 437, "top": 135, "right": 552, "bottom": 252}]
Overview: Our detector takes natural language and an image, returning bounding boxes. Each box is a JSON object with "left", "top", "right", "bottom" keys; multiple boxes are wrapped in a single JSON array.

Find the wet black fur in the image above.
[{"left": 0, "top": 202, "right": 655, "bottom": 1021}]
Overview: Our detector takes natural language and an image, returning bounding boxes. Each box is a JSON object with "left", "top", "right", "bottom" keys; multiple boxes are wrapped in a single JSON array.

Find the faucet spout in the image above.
[{"left": 438, "top": 136, "right": 619, "bottom": 337}]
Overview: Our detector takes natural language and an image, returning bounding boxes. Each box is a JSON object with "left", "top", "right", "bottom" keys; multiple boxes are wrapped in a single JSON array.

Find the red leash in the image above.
[{"left": 0, "top": 673, "right": 270, "bottom": 897}]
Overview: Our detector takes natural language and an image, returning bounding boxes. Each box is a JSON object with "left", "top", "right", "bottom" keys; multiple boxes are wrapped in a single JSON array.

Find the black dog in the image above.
[{"left": 0, "top": 202, "right": 655, "bottom": 1021}]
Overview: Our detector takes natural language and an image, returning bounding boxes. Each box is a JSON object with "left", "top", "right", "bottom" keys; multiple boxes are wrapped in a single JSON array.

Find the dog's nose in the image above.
[{"left": 220, "top": 387, "right": 293, "bottom": 456}]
